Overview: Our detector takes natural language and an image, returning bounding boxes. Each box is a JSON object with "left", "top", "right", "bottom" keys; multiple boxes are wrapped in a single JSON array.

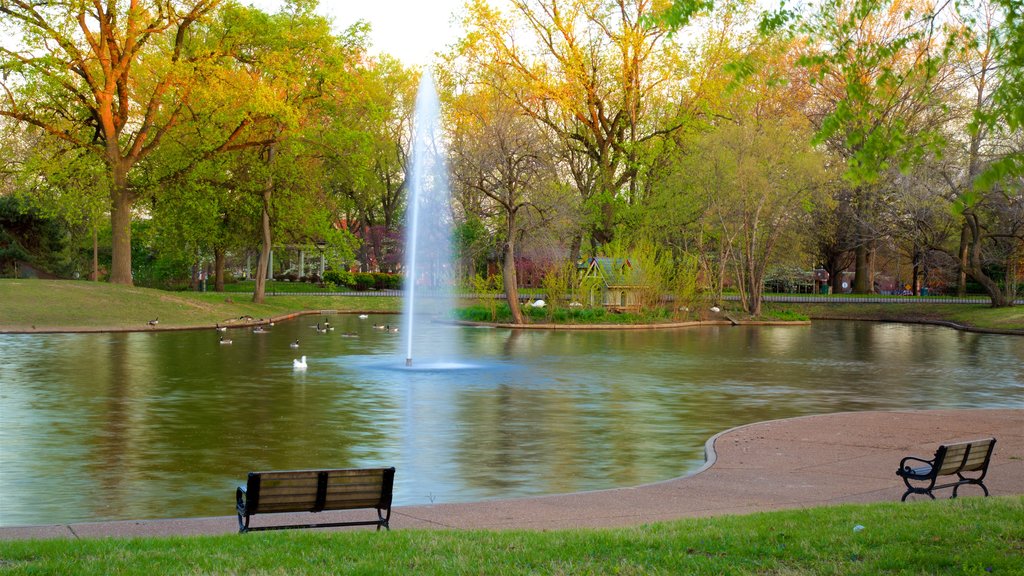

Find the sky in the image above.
[{"left": 246, "top": 0, "right": 469, "bottom": 66}]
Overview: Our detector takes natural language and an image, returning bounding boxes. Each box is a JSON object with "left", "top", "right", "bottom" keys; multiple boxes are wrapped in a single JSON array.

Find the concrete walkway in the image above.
[{"left": 3, "top": 408, "right": 1021, "bottom": 540}]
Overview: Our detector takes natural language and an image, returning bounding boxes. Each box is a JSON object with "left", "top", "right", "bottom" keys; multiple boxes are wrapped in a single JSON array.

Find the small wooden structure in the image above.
[
  {"left": 236, "top": 467, "right": 395, "bottom": 532},
  {"left": 896, "top": 438, "right": 995, "bottom": 501},
  {"left": 578, "top": 257, "right": 643, "bottom": 311}
]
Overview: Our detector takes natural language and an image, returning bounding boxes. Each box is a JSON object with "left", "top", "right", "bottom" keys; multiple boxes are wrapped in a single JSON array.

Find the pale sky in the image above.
[{"left": 246, "top": 0, "right": 469, "bottom": 66}]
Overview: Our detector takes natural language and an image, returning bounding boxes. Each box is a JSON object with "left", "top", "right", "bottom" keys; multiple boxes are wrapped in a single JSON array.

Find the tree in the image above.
[
  {"left": 172, "top": 2, "right": 364, "bottom": 302},
  {"left": 796, "top": 0, "right": 961, "bottom": 293},
  {"left": 449, "top": 87, "right": 561, "bottom": 324},
  {"left": 942, "top": 0, "right": 1024, "bottom": 306},
  {"left": 323, "top": 56, "right": 417, "bottom": 274},
  {"left": 1, "top": 0, "right": 225, "bottom": 285},
  {"left": 456, "top": 0, "right": 691, "bottom": 255}
]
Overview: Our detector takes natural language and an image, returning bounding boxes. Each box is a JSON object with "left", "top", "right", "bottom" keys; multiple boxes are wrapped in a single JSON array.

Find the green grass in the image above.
[
  {"left": 0, "top": 279, "right": 400, "bottom": 331},
  {"left": 455, "top": 302, "right": 678, "bottom": 324},
  {"left": 1, "top": 497, "right": 1021, "bottom": 575},
  {"left": 219, "top": 280, "right": 353, "bottom": 293},
  {"left": 768, "top": 301, "right": 1024, "bottom": 332}
]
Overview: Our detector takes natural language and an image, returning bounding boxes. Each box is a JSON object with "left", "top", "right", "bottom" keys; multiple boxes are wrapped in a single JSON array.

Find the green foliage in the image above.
[
  {"left": 0, "top": 196, "right": 71, "bottom": 277},
  {"left": 975, "top": 0, "right": 1024, "bottom": 187},
  {"left": 353, "top": 273, "right": 375, "bottom": 291},
  {"left": 467, "top": 273, "right": 504, "bottom": 321},
  {"left": 796, "top": 0, "right": 957, "bottom": 185},
  {"left": 323, "top": 270, "right": 354, "bottom": 287},
  {"left": 760, "top": 308, "right": 809, "bottom": 321}
]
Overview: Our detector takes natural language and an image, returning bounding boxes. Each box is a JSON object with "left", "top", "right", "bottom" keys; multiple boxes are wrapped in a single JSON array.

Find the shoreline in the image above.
[{"left": 3, "top": 310, "right": 1021, "bottom": 335}]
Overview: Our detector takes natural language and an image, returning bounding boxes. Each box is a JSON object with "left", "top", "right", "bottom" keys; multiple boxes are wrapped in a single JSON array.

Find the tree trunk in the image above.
[
  {"left": 957, "top": 224, "right": 969, "bottom": 297},
  {"left": 503, "top": 238, "right": 524, "bottom": 325},
  {"left": 253, "top": 187, "right": 273, "bottom": 304},
  {"left": 852, "top": 242, "right": 871, "bottom": 293},
  {"left": 109, "top": 177, "right": 134, "bottom": 285},
  {"left": 92, "top": 226, "right": 100, "bottom": 281},
  {"left": 214, "top": 248, "right": 226, "bottom": 292},
  {"left": 963, "top": 211, "right": 1010, "bottom": 307}
]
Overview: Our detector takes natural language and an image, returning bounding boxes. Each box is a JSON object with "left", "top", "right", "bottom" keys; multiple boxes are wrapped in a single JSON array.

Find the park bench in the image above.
[
  {"left": 896, "top": 438, "right": 995, "bottom": 501},
  {"left": 236, "top": 467, "right": 395, "bottom": 533}
]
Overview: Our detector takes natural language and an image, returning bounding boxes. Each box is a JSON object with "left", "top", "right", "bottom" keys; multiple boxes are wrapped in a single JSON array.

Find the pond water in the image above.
[{"left": 0, "top": 317, "right": 1021, "bottom": 526}]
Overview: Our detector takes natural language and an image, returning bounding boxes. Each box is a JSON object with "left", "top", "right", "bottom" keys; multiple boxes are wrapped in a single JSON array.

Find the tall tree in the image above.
[
  {"left": 457, "top": 0, "right": 691, "bottom": 254},
  {"left": 449, "top": 87, "right": 561, "bottom": 323},
  {"left": 1, "top": 0, "right": 223, "bottom": 285},
  {"left": 797, "top": 0, "right": 960, "bottom": 293}
]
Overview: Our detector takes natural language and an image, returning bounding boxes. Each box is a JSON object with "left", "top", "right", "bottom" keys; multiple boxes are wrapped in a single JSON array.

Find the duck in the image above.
[
  {"left": 148, "top": 318, "right": 159, "bottom": 326},
  {"left": 315, "top": 323, "right": 328, "bottom": 334},
  {"left": 293, "top": 355, "right": 308, "bottom": 369},
  {"left": 219, "top": 336, "right": 232, "bottom": 345},
  {"left": 358, "top": 314, "right": 369, "bottom": 319},
  {"left": 253, "top": 326, "right": 267, "bottom": 334},
  {"left": 710, "top": 306, "right": 721, "bottom": 313},
  {"left": 386, "top": 325, "right": 399, "bottom": 333},
  {"left": 290, "top": 339, "right": 300, "bottom": 348},
  {"left": 215, "top": 324, "right": 227, "bottom": 332},
  {"left": 373, "top": 324, "right": 386, "bottom": 330}
]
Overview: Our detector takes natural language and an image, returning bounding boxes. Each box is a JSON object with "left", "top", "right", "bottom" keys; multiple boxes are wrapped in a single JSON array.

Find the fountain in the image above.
[{"left": 401, "top": 73, "right": 457, "bottom": 367}]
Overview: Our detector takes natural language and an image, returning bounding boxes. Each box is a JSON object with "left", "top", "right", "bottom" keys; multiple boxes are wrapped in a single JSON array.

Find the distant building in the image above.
[{"left": 578, "top": 257, "right": 642, "bottom": 311}]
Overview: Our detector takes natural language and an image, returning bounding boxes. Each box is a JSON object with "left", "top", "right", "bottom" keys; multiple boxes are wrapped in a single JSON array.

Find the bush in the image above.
[
  {"left": 455, "top": 303, "right": 512, "bottom": 322},
  {"left": 323, "top": 270, "right": 354, "bottom": 287},
  {"left": 354, "top": 272, "right": 375, "bottom": 291}
]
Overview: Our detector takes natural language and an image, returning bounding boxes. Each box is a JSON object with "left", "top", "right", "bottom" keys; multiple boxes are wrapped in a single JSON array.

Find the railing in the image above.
[{"left": 255, "top": 290, "right": 1021, "bottom": 305}]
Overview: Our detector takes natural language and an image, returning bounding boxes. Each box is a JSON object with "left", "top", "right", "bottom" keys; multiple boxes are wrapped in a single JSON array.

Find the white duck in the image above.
[
  {"left": 358, "top": 314, "right": 369, "bottom": 319},
  {"left": 293, "top": 355, "right": 308, "bottom": 369}
]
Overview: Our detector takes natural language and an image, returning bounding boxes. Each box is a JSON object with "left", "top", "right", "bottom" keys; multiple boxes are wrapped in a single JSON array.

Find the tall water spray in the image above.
[{"left": 402, "top": 73, "right": 456, "bottom": 367}]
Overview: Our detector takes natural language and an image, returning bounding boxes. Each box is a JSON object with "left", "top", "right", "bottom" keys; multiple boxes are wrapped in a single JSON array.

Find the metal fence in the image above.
[{"left": 257, "top": 290, "right": 1021, "bottom": 305}]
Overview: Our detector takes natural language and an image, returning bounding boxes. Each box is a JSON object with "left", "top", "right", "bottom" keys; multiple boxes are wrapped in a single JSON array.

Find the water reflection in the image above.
[{"left": 0, "top": 318, "right": 1020, "bottom": 526}]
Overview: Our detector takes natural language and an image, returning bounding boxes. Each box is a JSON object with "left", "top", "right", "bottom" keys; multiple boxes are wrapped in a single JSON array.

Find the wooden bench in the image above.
[
  {"left": 236, "top": 467, "right": 395, "bottom": 533},
  {"left": 896, "top": 438, "right": 995, "bottom": 501}
]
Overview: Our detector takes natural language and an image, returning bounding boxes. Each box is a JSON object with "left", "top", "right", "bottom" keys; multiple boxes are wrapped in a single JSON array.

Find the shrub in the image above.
[
  {"left": 354, "top": 272, "right": 375, "bottom": 291},
  {"left": 323, "top": 270, "right": 354, "bottom": 287}
]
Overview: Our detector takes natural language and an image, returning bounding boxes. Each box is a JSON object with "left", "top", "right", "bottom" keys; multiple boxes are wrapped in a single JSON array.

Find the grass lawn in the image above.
[
  {"left": 1, "top": 497, "right": 1021, "bottom": 575},
  {"left": 767, "top": 301, "right": 1024, "bottom": 332},
  {"left": 0, "top": 279, "right": 400, "bottom": 331}
]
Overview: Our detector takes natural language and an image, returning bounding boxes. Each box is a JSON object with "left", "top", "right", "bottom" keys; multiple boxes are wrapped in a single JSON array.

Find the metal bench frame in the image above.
[
  {"left": 236, "top": 467, "right": 395, "bottom": 533},
  {"left": 896, "top": 438, "right": 995, "bottom": 501}
]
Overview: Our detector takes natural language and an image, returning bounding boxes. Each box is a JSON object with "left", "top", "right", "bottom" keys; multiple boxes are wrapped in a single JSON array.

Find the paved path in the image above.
[{"left": 3, "top": 409, "right": 1021, "bottom": 540}]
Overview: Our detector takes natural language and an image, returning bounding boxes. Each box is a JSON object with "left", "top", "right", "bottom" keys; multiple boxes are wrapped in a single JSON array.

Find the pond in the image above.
[{"left": 0, "top": 317, "right": 1021, "bottom": 526}]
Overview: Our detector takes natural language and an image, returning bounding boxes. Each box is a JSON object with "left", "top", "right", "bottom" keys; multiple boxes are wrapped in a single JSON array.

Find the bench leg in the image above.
[
  {"left": 376, "top": 506, "right": 391, "bottom": 531},
  {"left": 951, "top": 481, "right": 990, "bottom": 499}
]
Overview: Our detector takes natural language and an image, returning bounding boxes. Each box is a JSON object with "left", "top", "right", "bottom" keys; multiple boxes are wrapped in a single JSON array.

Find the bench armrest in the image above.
[{"left": 897, "top": 456, "right": 934, "bottom": 476}]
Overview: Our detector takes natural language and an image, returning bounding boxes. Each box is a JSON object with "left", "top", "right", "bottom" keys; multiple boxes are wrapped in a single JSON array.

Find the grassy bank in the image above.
[
  {"left": 0, "top": 279, "right": 400, "bottom": 331},
  {"left": 1, "top": 279, "right": 1021, "bottom": 333},
  {"left": 2, "top": 497, "right": 1021, "bottom": 575},
  {"left": 765, "top": 301, "right": 1024, "bottom": 332}
]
